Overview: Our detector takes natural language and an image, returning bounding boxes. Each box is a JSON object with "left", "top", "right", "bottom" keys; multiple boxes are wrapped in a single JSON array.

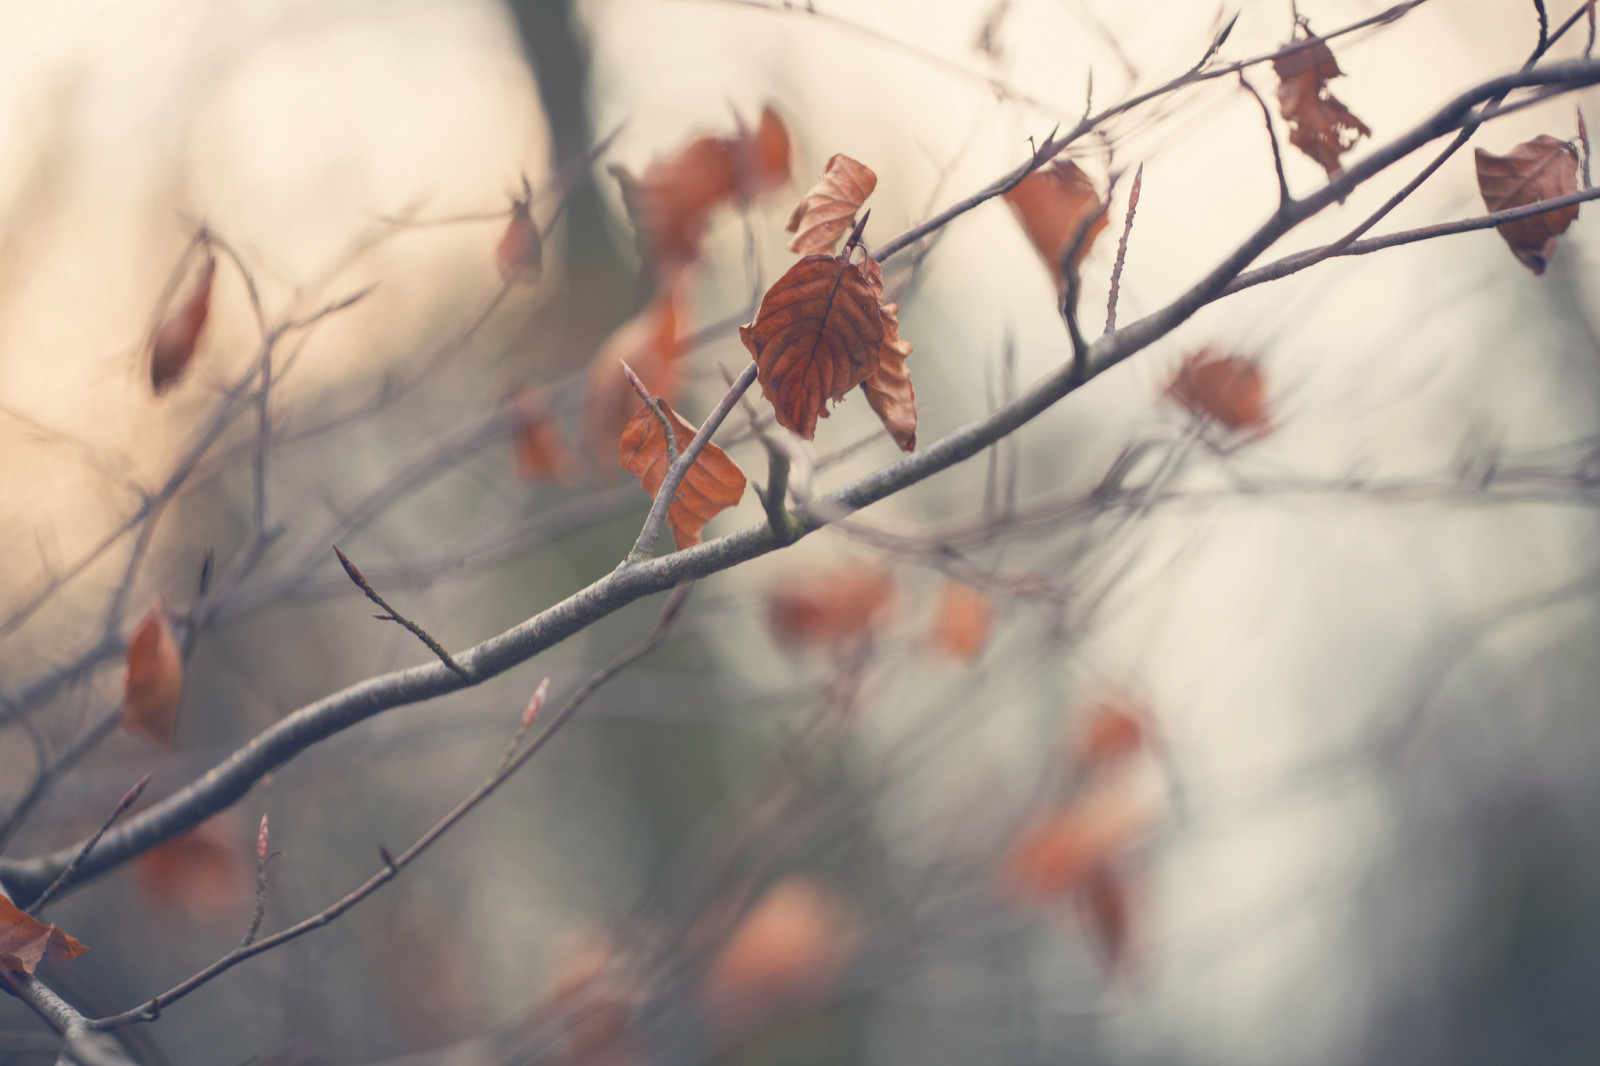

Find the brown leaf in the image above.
[
  {"left": 150, "top": 252, "right": 215, "bottom": 395},
  {"left": 861, "top": 301, "right": 916, "bottom": 451},
  {"left": 614, "top": 106, "right": 790, "bottom": 271},
  {"left": 122, "top": 602, "right": 182, "bottom": 747},
  {"left": 134, "top": 816, "right": 250, "bottom": 920},
  {"left": 0, "top": 895, "right": 86, "bottom": 975},
  {"left": 512, "top": 385, "right": 578, "bottom": 485},
  {"left": 1475, "top": 134, "right": 1581, "bottom": 274},
  {"left": 785, "top": 154, "right": 878, "bottom": 255},
  {"left": 703, "top": 877, "right": 858, "bottom": 1040},
  {"left": 584, "top": 285, "right": 686, "bottom": 474},
  {"left": 740, "top": 254, "right": 886, "bottom": 440},
  {"left": 1273, "top": 36, "right": 1370, "bottom": 177},
  {"left": 496, "top": 198, "right": 543, "bottom": 283},
  {"left": 768, "top": 564, "right": 894, "bottom": 651},
  {"left": 1001, "top": 784, "right": 1154, "bottom": 905},
  {"left": 928, "top": 579, "right": 994, "bottom": 661},
  {"left": 1165, "top": 348, "right": 1270, "bottom": 433},
  {"left": 1003, "top": 160, "right": 1109, "bottom": 295},
  {"left": 619, "top": 399, "right": 746, "bottom": 549}
]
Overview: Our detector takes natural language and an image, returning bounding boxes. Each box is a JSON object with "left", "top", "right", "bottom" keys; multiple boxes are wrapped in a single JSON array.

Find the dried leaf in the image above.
[
  {"left": 122, "top": 602, "right": 182, "bottom": 747},
  {"left": 1475, "top": 134, "right": 1581, "bottom": 274},
  {"left": 584, "top": 285, "right": 686, "bottom": 474},
  {"left": 496, "top": 199, "right": 543, "bottom": 282},
  {"left": 1070, "top": 699, "right": 1146, "bottom": 771},
  {"left": 1273, "top": 36, "right": 1370, "bottom": 177},
  {"left": 0, "top": 896, "right": 86, "bottom": 975},
  {"left": 768, "top": 564, "right": 895, "bottom": 651},
  {"left": 1002, "top": 784, "right": 1154, "bottom": 904},
  {"left": 861, "top": 301, "right": 917, "bottom": 451},
  {"left": 512, "top": 385, "right": 579, "bottom": 485},
  {"left": 928, "top": 579, "right": 994, "bottom": 661},
  {"left": 740, "top": 254, "right": 886, "bottom": 440},
  {"left": 1165, "top": 348, "right": 1270, "bottom": 433},
  {"left": 1003, "top": 160, "right": 1109, "bottom": 295},
  {"left": 619, "top": 399, "right": 746, "bottom": 549},
  {"left": 134, "top": 816, "right": 250, "bottom": 920},
  {"left": 150, "top": 251, "right": 215, "bottom": 395},
  {"left": 785, "top": 154, "right": 878, "bottom": 255},
  {"left": 703, "top": 877, "right": 858, "bottom": 1039},
  {"left": 732, "top": 105, "right": 793, "bottom": 201}
]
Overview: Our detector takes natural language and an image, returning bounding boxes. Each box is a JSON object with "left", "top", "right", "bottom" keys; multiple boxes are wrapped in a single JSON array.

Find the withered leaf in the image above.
[
  {"left": 768, "top": 564, "right": 895, "bottom": 651},
  {"left": 1475, "top": 134, "right": 1581, "bottom": 274},
  {"left": 1004, "top": 160, "right": 1109, "bottom": 295},
  {"left": 150, "top": 251, "right": 215, "bottom": 395},
  {"left": 928, "top": 579, "right": 994, "bottom": 661},
  {"left": 619, "top": 399, "right": 746, "bottom": 549},
  {"left": 122, "top": 602, "right": 182, "bottom": 747},
  {"left": 496, "top": 199, "right": 543, "bottom": 282},
  {"left": 731, "top": 105, "right": 792, "bottom": 202},
  {"left": 511, "top": 385, "right": 578, "bottom": 485},
  {"left": 1165, "top": 349, "right": 1270, "bottom": 433},
  {"left": 740, "top": 254, "right": 886, "bottom": 440},
  {"left": 786, "top": 154, "right": 878, "bottom": 255},
  {"left": 1273, "top": 36, "right": 1370, "bottom": 177},
  {"left": 585, "top": 284, "right": 686, "bottom": 475},
  {"left": 861, "top": 301, "right": 916, "bottom": 451},
  {"left": 0, "top": 895, "right": 86, "bottom": 975}
]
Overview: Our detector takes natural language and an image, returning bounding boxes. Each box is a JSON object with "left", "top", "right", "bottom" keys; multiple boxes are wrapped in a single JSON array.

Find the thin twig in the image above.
[
  {"left": 26, "top": 774, "right": 151, "bottom": 916},
  {"left": 1104, "top": 163, "right": 1143, "bottom": 335},
  {"left": 621, "top": 360, "right": 679, "bottom": 464},
  {"left": 332, "top": 546, "right": 470, "bottom": 681},
  {"left": 1239, "top": 74, "right": 1291, "bottom": 206}
]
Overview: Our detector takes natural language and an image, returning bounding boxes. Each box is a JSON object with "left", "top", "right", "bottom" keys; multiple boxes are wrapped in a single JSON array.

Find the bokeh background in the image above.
[{"left": 2, "top": 1, "right": 1600, "bottom": 1064}]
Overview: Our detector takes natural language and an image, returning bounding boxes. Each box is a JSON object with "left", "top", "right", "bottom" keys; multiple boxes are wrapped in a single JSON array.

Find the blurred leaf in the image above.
[
  {"left": 122, "top": 601, "right": 182, "bottom": 748},
  {"left": 150, "top": 251, "right": 214, "bottom": 395},
  {"left": 1165, "top": 348, "right": 1271, "bottom": 433},
  {"left": 927, "top": 579, "right": 993, "bottom": 661},
  {"left": 134, "top": 816, "right": 250, "bottom": 920},
  {"left": 769, "top": 564, "right": 895, "bottom": 651},
  {"left": 1003, "top": 160, "right": 1108, "bottom": 295}
]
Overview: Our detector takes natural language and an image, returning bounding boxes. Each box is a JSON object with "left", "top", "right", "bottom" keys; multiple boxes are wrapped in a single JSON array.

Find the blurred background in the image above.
[{"left": 1, "top": 0, "right": 1599, "bottom": 1064}]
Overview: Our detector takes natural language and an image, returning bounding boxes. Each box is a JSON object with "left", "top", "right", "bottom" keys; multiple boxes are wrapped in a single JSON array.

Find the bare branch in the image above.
[
  {"left": 332, "top": 546, "right": 470, "bottom": 681},
  {"left": 1104, "top": 163, "right": 1143, "bottom": 335},
  {"left": 26, "top": 774, "right": 150, "bottom": 916}
]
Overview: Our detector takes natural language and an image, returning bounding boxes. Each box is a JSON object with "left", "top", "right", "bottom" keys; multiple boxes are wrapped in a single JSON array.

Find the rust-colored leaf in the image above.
[
  {"left": 614, "top": 106, "right": 790, "bottom": 270},
  {"left": 928, "top": 579, "right": 994, "bottom": 661},
  {"left": 1003, "top": 160, "right": 1109, "bottom": 295},
  {"left": 1001, "top": 784, "right": 1154, "bottom": 904},
  {"left": 0, "top": 896, "right": 86, "bottom": 975},
  {"left": 496, "top": 198, "right": 543, "bottom": 283},
  {"left": 861, "top": 301, "right": 916, "bottom": 452},
  {"left": 1475, "top": 134, "right": 1581, "bottom": 274},
  {"left": 1165, "top": 348, "right": 1270, "bottom": 433},
  {"left": 1273, "top": 36, "right": 1370, "bottom": 177},
  {"left": 1070, "top": 699, "right": 1146, "bottom": 772},
  {"left": 768, "top": 564, "right": 895, "bottom": 651},
  {"left": 703, "top": 877, "right": 858, "bottom": 1039},
  {"left": 150, "top": 251, "right": 215, "bottom": 395},
  {"left": 785, "top": 154, "right": 878, "bottom": 255},
  {"left": 619, "top": 399, "right": 746, "bottom": 549},
  {"left": 512, "top": 385, "right": 579, "bottom": 485},
  {"left": 134, "top": 816, "right": 250, "bottom": 920},
  {"left": 740, "top": 254, "right": 886, "bottom": 440},
  {"left": 122, "top": 601, "right": 182, "bottom": 748},
  {"left": 584, "top": 285, "right": 686, "bottom": 474}
]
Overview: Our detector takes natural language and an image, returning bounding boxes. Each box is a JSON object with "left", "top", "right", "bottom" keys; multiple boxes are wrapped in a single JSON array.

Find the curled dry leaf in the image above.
[
  {"left": 135, "top": 816, "right": 251, "bottom": 920},
  {"left": 1272, "top": 35, "right": 1370, "bottom": 177},
  {"left": 928, "top": 578, "right": 994, "bottom": 661},
  {"left": 768, "top": 564, "right": 895, "bottom": 651},
  {"left": 1475, "top": 134, "right": 1581, "bottom": 274},
  {"left": 703, "top": 877, "right": 858, "bottom": 1039},
  {"left": 496, "top": 198, "right": 543, "bottom": 283},
  {"left": 150, "top": 251, "right": 215, "bottom": 395},
  {"left": 614, "top": 105, "right": 790, "bottom": 269},
  {"left": 122, "top": 601, "right": 182, "bottom": 747},
  {"left": 0, "top": 895, "right": 86, "bottom": 975},
  {"left": 861, "top": 301, "right": 917, "bottom": 452},
  {"left": 512, "top": 385, "right": 579, "bottom": 486},
  {"left": 1003, "top": 160, "right": 1109, "bottom": 295},
  {"left": 619, "top": 399, "right": 747, "bottom": 549},
  {"left": 785, "top": 154, "right": 878, "bottom": 255},
  {"left": 1165, "top": 348, "right": 1270, "bottom": 433},
  {"left": 740, "top": 253, "right": 886, "bottom": 440},
  {"left": 585, "top": 284, "right": 686, "bottom": 474}
]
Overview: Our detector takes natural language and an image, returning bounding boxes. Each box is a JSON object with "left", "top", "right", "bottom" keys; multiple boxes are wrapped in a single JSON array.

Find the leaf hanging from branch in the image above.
[
  {"left": 150, "top": 251, "right": 215, "bottom": 395},
  {"left": 1003, "top": 159, "right": 1109, "bottom": 295},
  {"left": 0, "top": 896, "right": 86, "bottom": 975},
  {"left": 1475, "top": 134, "right": 1582, "bottom": 274},
  {"left": 861, "top": 301, "right": 917, "bottom": 452},
  {"left": 585, "top": 283, "right": 687, "bottom": 473},
  {"left": 1272, "top": 35, "right": 1370, "bottom": 177},
  {"left": 122, "top": 601, "right": 182, "bottom": 747},
  {"left": 511, "top": 385, "right": 578, "bottom": 485},
  {"left": 740, "top": 253, "right": 886, "bottom": 440},
  {"left": 786, "top": 154, "right": 878, "bottom": 255},
  {"left": 1165, "top": 348, "right": 1271, "bottom": 434},
  {"left": 495, "top": 196, "right": 543, "bottom": 283},
  {"left": 619, "top": 399, "right": 746, "bottom": 549}
]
